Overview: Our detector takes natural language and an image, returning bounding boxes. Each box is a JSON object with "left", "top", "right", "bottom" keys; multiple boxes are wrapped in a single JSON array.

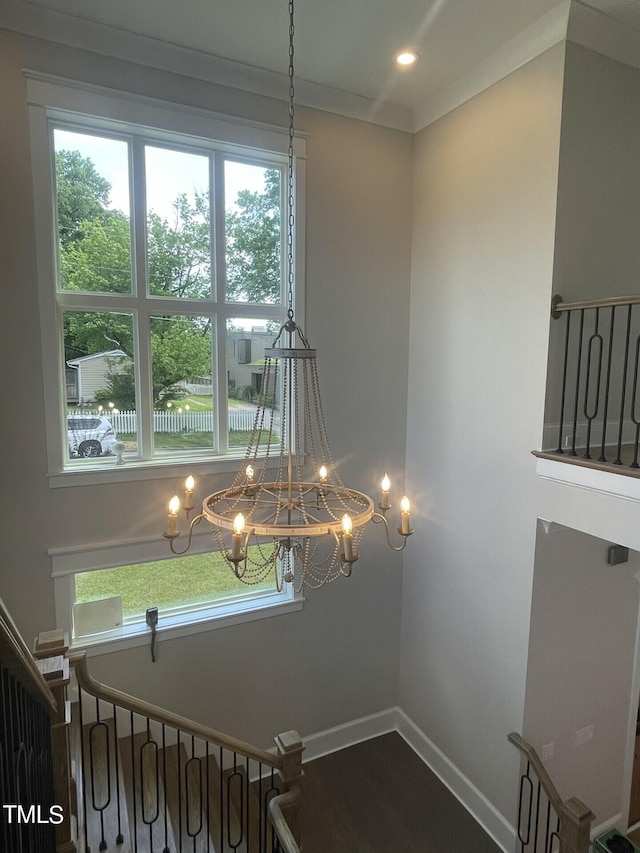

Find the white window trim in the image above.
[
  {"left": 27, "top": 70, "right": 307, "bottom": 488},
  {"left": 51, "top": 531, "right": 303, "bottom": 657}
]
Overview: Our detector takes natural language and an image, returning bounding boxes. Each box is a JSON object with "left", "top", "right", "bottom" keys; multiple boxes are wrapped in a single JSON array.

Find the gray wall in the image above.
[
  {"left": 524, "top": 522, "right": 640, "bottom": 823},
  {"left": 544, "top": 44, "right": 640, "bottom": 439},
  {"left": 400, "top": 43, "right": 566, "bottom": 825},
  {"left": 531, "top": 43, "right": 640, "bottom": 828},
  {"left": 0, "top": 27, "right": 412, "bottom": 748}
]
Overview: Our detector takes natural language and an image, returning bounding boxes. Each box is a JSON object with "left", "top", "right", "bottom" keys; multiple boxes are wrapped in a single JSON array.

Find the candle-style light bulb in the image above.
[
  {"left": 341, "top": 513, "right": 355, "bottom": 562},
  {"left": 165, "top": 494, "right": 180, "bottom": 538},
  {"left": 246, "top": 464, "right": 254, "bottom": 483},
  {"left": 319, "top": 465, "right": 328, "bottom": 483},
  {"left": 183, "top": 475, "right": 195, "bottom": 512},
  {"left": 230, "top": 513, "right": 245, "bottom": 560},
  {"left": 400, "top": 495, "right": 411, "bottom": 534},
  {"left": 380, "top": 473, "right": 391, "bottom": 508}
]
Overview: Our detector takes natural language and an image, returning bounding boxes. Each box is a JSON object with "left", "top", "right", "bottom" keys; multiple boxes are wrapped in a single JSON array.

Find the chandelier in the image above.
[{"left": 163, "top": 0, "right": 414, "bottom": 590}]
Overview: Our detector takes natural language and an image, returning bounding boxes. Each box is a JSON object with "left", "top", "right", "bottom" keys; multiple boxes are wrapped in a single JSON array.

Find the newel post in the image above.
[
  {"left": 558, "top": 796, "right": 595, "bottom": 853},
  {"left": 275, "top": 729, "right": 304, "bottom": 846},
  {"left": 34, "top": 630, "right": 76, "bottom": 853}
]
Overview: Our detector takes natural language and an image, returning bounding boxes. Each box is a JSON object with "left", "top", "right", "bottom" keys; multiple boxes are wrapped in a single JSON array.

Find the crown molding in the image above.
[
  {"left": 568, "top": 0, "right": 640, "bottom": 74},
  {"left": 4, "top": 0, "right": 640, "bottom": 137},
  {"left": 412, "top": 1, "right": 572, "bottom": 133},
  {"left": 0, "top": 0, "right": 413, "bottom": 132},
  {"left": 413, "top": 0, "right": 640, "bottom": 133}
]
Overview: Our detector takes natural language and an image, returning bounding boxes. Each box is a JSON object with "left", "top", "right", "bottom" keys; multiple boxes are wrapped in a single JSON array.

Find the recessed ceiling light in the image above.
[{"left": 396, "top": 50, "right": 419, "bottom": 68}]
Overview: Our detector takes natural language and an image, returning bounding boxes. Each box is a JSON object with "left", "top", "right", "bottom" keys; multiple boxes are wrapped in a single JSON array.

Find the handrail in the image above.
[
  {"left": 509, "top": 732, "right": 594, "bottom": 853},
  {"left": 268, "top": 791, "right": 301, "bottom": 853},
  {"left": 70, "top": 651, "right": 281, "bottom": 770},
  {"left": 0, "top": 596, "right": 57, "bottom": 715},
  {"left": 508, "top": 732, "right": 565, "bottom": 815},
  {"left": 552, "top": 293, "right": 640, "bottom": 318}
]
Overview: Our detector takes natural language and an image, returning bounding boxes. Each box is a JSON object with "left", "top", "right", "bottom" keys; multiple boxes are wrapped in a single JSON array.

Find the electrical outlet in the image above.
[
  {"left": 575, "top": 724, "right": 594, "bottom": 746},
  {"left": 541, "top": 743, "right": 554, "bottom": 761}
]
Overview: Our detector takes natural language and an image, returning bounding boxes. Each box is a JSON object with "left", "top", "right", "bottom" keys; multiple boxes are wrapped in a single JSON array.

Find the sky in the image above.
[
  {"left": 53, "top": 128, "right": 270, "bottom": 220},
  {"left": 53, "top": 128, "right": 278, "bottom": 330}
]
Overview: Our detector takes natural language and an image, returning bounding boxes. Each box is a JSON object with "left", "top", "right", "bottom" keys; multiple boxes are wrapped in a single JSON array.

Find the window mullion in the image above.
[
  {"left": 131, "top": 137, "right": 153, "bottom": 460},
  {"left": 213, "top": 152, "right": 228, "bottom": 454}
]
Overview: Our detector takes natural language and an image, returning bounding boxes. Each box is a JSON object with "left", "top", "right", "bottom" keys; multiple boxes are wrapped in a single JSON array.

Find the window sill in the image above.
[
  {"left": 72, "top": 593, "right": 303, "bottom": 658},
  {"left": 48, "top": 451, "right": 270, "bottom": 488}
]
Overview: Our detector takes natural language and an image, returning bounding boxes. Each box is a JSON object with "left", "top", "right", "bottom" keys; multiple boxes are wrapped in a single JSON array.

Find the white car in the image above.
[{"left": 67, "top": 415, "right": 117, "bottom": 458}]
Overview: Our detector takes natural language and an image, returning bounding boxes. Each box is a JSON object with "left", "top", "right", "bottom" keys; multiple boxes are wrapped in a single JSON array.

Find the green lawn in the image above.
[
  {"left": 117, "top": 430, "right": 258, "bottom": 448},
  {"left": 75, "top": 551, "right": 276, "bottom": 619}
]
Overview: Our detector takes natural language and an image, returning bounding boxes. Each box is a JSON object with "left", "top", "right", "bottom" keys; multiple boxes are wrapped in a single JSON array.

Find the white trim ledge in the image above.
[
  {"left": 536, "top": 457, "right": 640, "bottom": 503},
  {"left": 299, "top": 706, "right": 515, "bottom": 853}
]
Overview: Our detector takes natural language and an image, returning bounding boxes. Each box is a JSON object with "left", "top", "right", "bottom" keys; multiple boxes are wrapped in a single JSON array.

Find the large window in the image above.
[
  {"left": 52, "top": 124, "right": 288, "bottom": 470},
  {"left": 30, "top": 78, "right": 305, "bottom": 643}
]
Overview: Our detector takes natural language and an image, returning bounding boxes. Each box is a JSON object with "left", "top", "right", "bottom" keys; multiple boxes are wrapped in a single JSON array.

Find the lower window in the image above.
[{"left": 51, "top": 540, "right": 300, "bottom": 651}]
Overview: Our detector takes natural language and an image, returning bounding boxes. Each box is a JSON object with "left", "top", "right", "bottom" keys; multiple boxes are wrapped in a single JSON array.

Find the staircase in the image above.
[
  {"left": 73, "top": 705, "right": 284, "bottom": 853},
  {"left": 66, "top": 650, "right": 302, "bottom": 853},
  {"left": 0, "top": 606, "right": 302, "bottom": 853}
]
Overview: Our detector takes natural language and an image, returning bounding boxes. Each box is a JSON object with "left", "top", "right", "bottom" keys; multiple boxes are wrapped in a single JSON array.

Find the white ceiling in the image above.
[{"left": 8, "top": 0, "right": 640, "bottom": 127}]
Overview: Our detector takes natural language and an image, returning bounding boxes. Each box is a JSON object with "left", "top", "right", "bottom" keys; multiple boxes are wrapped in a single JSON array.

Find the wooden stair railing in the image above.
[
  {"left": 64, "top": 645, "right": 303, "bottom": 853},
  {"left": 509, "top": 732, "right": 594, "bottom": 853},
  {"left": 1, "top": 598, "right": 76, "bottom": 853}
]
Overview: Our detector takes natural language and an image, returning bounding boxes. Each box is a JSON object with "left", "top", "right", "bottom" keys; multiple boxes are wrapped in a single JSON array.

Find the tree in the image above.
[
  {"left": 56, "top": 148, "right": 282, "bottom": 403},
  {"left": 148, "top": 192, "right": 211, "bottom": 299},
  {"left": 150, "top": 317, "right": 212, "bottom": 404},
  {"left": 225, "top": 169, "right": 281, "bottom": 303},
  {"left": 55, "top": 150, "right": 112, "bottom": 246}
]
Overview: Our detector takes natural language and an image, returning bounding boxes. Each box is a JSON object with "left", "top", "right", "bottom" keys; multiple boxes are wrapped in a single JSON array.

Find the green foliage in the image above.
[
  {"left": 75, "top": 552, "right": 275, "bottom": 619},
  {"left": 235, "top": 384, "right": 256, "bottom": 403},
  {"left": 95, "top": 368, "right": 136, "bottom": 411},
  {"left": 57, "top": 147, "right": 281, "bottom": 402},
  {"left": 148, "top": 192, "right": 211, "bottom": 298},
  {"left": 150, "top": 316, "right": 211, "bottom": 405},
  {"left": 60, "top": 211, "right": 131, "bottom": 293},
  {"left": 225, "top": 169, "right": 281, "bottom": 303},
  {"left": 55, "top": 150, "right": 111, "bottom": 246}
]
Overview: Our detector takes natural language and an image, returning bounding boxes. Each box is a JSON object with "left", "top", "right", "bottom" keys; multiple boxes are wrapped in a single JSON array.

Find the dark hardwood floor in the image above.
[{"left": 299, "top": 732, "right": 502, "bottom": 853}]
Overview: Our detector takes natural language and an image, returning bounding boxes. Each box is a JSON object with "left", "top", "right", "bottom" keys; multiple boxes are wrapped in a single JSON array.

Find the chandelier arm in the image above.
[
  {"left": 372, "top": 512, "right": 413, "bottom": 552},
  {"left": 163, "top": 513, "right": 204, "bottom": 555}
]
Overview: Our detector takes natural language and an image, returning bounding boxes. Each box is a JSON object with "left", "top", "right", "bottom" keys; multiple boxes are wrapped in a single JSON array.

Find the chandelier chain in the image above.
[{"left": 287, "top": 0, "right": 295, "bottom": 318}]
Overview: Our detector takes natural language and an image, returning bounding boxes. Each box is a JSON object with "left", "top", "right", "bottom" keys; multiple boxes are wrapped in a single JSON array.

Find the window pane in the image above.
[
  {"left": 74, "top": 553, "right": 278, "bottom": 622},
  {"left": 225, "top": 162, "right": 282, "bottom": 304},
  {"left": 151, "top": 315, "right": 214, "bottom": 453},
  {"left": 146, "top": 146, "right": 211, "bottom": 299},
  {"left": 227, "top": 319, "right": 280, "bottom": 449},
  {"left": 54, "top": 130, "right": 132, "bottom": 294},
  {"left": 64, "top": 310, "right": 135, "bottom": 459}
]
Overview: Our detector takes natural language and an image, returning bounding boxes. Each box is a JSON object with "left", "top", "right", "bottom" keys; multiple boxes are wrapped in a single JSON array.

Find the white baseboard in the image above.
[
  {"left": 300, "top": 706, "right": 515, "bottom": 853},
  {"left": 301, "top": 707, "right": 399, "bottom": 763},
  {"left": 591, "top": 813, "right": 625, "bottom": 841}
]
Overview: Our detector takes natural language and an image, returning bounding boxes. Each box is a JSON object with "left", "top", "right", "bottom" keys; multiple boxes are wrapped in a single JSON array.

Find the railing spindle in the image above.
[
  {"left": 570, "top": 309, "right": 586, "bottom": 456},
  {"left": 583, "top": 308, "right": 603, "bottom": 459},
  {"left": 615, "top": 304, "right": 633, "bottom": 464},
  {"left": 630, "top": 333, "right": 640, "bottom": 467},
  {"left": 130, "top": 710, "right": 138, "bottom": 853},
  {"left": 78, "top": 684, "right": 90, "bottom": 853},
  {"left": 599, "top": 306, "right": 616, "bottom": 461}
]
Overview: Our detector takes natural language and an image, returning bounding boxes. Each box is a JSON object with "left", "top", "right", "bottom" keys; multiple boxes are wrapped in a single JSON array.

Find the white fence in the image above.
[{"left": 107, "top": 408, "right": 271, "bottom": 434}]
